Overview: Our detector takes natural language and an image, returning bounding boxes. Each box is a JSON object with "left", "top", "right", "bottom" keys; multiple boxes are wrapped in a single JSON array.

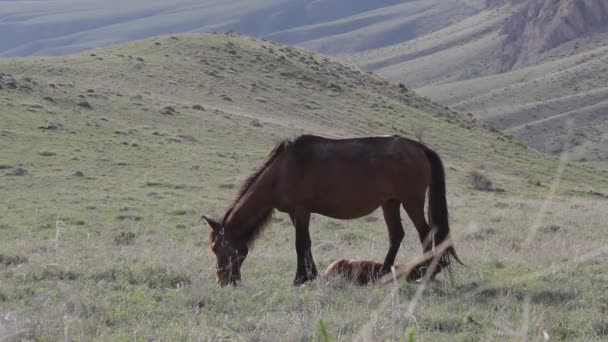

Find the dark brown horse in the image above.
[{"left": 203, "top": 134, "right": 461, "bottom": 286}]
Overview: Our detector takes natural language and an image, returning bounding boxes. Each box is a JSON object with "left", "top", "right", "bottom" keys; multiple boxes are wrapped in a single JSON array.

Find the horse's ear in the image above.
[{"left": 201, "top": 215, "right": 220, "bottom": 231}]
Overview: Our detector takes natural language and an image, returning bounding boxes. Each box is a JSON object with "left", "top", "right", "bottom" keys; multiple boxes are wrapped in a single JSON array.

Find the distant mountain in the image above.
[
  {"left": 0, "top": 0, "right": 484, "bottom": 57},
  {"left": 0, "top": 0, "right": 267, "bottom": 56},
  {"left": 1, "top": 0, "right": 606, "bottom": 168}
]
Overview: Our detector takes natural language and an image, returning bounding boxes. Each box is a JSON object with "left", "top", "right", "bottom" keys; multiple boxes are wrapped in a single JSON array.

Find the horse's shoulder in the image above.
[
  {"left": 291, "top": 134, "right": 325, "bottom": 145},
  {"left": 287, "top": 134, "right": 328, "bottom": 153}
]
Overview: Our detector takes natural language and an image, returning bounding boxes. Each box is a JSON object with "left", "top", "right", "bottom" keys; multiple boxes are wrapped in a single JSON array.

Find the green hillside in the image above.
[
  {"left": 3, "top": 0, "right": 607, "bottom": 170},
  {"left": 1, "top": 33, "right": 607, "bottom": 340}
]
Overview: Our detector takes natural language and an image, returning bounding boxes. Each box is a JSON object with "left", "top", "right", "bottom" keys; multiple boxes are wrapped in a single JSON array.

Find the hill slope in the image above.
[
  {"left": 4, "top": 0, "right": 605, "bottom": 169},
  {"left": 1, "top": 32, "right": 599, "bottom": 200},
  {"left": 1, "top": 33, "right": 607, "bottom": 341},
  {"left": 416, "top": 43, "right": 608, "bottom": 166}
]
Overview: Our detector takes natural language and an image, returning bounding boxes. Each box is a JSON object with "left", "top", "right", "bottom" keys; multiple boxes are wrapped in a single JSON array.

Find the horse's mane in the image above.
[{"left": 212, "top": 139, "right": 290, "bottom": 248}]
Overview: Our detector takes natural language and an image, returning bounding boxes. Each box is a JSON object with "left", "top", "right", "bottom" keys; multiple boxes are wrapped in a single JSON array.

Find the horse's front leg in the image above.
[
  {"left": 380, "top": 200, "right": 405, "bottom": 276},
  {"left": 289, "top": 211, "right": 318, "bottom": 285}
]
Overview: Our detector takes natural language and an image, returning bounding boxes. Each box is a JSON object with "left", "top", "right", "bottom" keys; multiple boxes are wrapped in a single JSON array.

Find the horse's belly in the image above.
[
  {"left": 313, "top": 207, "right": 378, "bottom": 220},
  {"left": 311, "top": 196, "right": 385, "bottom": 220},
  {"left": 276, "top": 164, "right": 398, "bottom": 218},
  {"left": 306, "top": 176, "right": 393, "bottom": 219}
]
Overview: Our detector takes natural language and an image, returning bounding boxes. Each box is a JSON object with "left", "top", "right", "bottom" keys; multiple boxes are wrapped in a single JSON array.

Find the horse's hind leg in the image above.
[
  {"left": 402, "top": 199, "right": 432, "bottom": 254},
  {"left": 289, "top": 211, "right": 318, "bottom": 285},
  {"left": 380, "top": 200, "right": 405, "bottom": 275},
  {"left": 402, "top": 195, "right": 437, "bottom": 280}
]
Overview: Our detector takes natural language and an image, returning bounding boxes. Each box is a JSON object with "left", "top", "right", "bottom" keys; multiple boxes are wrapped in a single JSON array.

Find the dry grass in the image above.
[{"left": 1, "top": 194, "right": 607, "bottom": 340}]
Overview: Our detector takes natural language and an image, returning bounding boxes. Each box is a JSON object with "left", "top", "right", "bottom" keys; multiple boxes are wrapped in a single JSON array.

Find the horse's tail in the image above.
[{"left": 423, "top": 146, "right": 464, "bottom": 267}]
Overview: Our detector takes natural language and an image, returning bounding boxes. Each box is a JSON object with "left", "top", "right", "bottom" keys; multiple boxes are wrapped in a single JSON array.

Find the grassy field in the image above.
[{"left": 1, "top": 33, "right": 608, "bottom": 341}]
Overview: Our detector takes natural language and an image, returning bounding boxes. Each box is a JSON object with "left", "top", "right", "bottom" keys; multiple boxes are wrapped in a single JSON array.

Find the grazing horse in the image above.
[{"left": 203, "top": 134, "right": 461, "bottom": 286}]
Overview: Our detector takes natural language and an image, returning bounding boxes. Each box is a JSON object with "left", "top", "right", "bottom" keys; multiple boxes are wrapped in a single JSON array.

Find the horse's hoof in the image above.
[
  {"left": 293, "top": 278, "right": 308, "bottom": 286},
  {"left": 293, "top": 275, "right": 315, "bottom": 286},
  {"left": 406, "top": 269, "right": 424, "bottom": 282}
]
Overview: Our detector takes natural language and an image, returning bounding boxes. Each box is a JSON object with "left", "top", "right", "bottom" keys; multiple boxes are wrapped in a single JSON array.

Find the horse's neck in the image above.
[{"left": 224, "top": 177, "right": 273, "bottom": 238}]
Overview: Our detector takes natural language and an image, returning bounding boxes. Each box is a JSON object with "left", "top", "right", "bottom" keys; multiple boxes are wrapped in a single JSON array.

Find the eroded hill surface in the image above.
[
  {"left": 499, "top": 0, "right": 608, "bottom": 71},
  {"left": 345, "top": 0, "right": 608, "bottom": 169}
]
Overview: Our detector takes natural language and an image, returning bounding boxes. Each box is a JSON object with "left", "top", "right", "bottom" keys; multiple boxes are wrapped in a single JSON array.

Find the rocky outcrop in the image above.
[{"left": 499, "top": 0, "right": 608, "bottom": 71}]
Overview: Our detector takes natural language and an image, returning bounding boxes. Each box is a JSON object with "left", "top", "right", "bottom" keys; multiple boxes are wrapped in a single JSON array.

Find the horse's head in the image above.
[{"left": 203, "top": 216, "right": 248, "bottom": 286}]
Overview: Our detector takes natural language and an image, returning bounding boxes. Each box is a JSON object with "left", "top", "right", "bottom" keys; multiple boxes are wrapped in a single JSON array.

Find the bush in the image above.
[
  {"left": 0, "top": 253, "right": 28, "bottom": 267},
  {"left": 468, "top": 170, "right": 493, "bottom": 191},
  {"left": 114, "top": 231, "right": 136, "bottom": 245}
]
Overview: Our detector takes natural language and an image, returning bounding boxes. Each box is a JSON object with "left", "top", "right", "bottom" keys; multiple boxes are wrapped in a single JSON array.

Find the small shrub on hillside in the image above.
[
  {"left": 587, "top": 190, "right": 608, "bottom": 199},
  {"left": 115, "top": 214, "right": 143, "bottom": 221},
  {"left": 32, "top": 267, "right": 78, "bottom": 281},
  {"left": 160, "top": 106, "right": 177, "bottom": 115},
  {"left": 340, "top": 232, "right": 358, "bottom": 243},
  {"left": 0, "top": 253, "right": 28, "bottom": 267},
  {"left": 541, "top": 225, "right": 561, "bottom": 233},
  {"left": 114, "top": 231, "right": 136, "bottom": 245},
  {"left": 468, "top": 170, "right": 504, "bottom": 192},
  {"left": 78, "top": 101, "right": 92, "bottom": 109},
  {"left": 468, "top": 170, "right": 493, "bottom": 191},
  {"left": 6, "top": 167, "right": 27, "bottom": 176}
]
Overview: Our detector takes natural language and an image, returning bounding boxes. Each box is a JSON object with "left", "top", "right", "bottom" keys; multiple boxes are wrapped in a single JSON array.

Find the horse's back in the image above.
[
  {"left": 272, "top": 135, "right": 432, "bottom": 218},
  {"left": 285, "top": 134, "right": 430, "bottom": 180}
]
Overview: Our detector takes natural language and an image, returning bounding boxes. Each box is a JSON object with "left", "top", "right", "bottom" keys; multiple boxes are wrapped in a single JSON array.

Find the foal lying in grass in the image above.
[
  {"left": 324, "top": 259, "right": 384, "bottom": 285},
  {"left": 325, "top": 256, "right": 448, "bottom": 285}
]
